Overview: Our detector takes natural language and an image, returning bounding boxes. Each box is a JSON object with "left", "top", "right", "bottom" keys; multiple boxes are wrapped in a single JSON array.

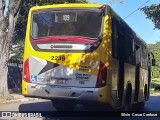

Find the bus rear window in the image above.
[{"left": 31, "top": 10, "right": 103, "bottom": 40}]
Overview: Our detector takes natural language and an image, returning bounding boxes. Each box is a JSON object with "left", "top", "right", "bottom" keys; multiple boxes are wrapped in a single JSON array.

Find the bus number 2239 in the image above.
[{"left": 51, "top": 56, "right": 65, "bottom": 61}]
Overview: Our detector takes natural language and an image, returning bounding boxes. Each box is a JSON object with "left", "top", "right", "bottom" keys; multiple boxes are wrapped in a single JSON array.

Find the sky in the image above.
[
  {"left": 4, "top": 0, "right": 160, "bottom": 44},
  {"left": 4, "top": 0, "right": 8, "bottom": 15},
  {"left": 88, "top": 0, "right": 160, "bottom": 44}
]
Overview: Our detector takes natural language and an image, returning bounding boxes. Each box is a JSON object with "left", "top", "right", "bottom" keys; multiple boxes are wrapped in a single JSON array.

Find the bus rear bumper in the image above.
[{"left": 23, "top": 83, "right": 99, "bottom": 102}]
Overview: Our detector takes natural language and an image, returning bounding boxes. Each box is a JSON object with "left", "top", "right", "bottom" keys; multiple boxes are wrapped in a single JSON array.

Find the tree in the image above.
[
  {"left": 141, "top": 3, "right": 160, "bottom": 30},
  {"left": 0, "top": 0, "right": 24, "bottom": 98},
  {"left": 148, "top": 42, "right": 160, "bottom": 78}
]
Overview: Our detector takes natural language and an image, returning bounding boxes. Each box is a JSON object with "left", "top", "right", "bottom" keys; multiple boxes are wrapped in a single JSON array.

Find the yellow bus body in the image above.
[{"left": 22, "top": 4, "right": 150, "bottom": 110}]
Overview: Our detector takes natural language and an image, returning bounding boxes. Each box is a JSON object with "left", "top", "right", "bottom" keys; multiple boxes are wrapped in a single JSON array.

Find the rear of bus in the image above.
[{"left": 22, "top": 4, "right": 112, "bottom": 110}]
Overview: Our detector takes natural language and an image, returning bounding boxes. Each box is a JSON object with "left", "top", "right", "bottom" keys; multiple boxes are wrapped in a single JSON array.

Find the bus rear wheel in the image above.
[
  {"left": 124, "top": 95, "right": 132, "bottom": 111},
  {"left": 52, "top": 100, "right": 76, "bottom": 111},
  {"left": 124, "top": 86, "right": 132, "bottom": 111}
]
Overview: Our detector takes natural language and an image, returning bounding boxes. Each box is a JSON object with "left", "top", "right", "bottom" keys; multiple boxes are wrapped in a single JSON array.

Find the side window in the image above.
[
  {"left": 135, "top": 44, "right": 141, "bottom": 65},
  {"left": 112, "top": 18, "right": 118, "bottom": 58},
  {"left": 112, "top": 18, "right": 125, "bottom": 60},
  {"left": 132, "top": 39, "right": 135, "bottom": 56},
  {"left": 112, "top": 18, "right": 135, "bottom": 65},
  {"left": 141, "top": 46, "right": 148, "bottom": 69},
  {"left": 124, "top": 34, "right": 135, "bottom": 65},
  {"left": 117, "top": 31, "right": 125, "bottom": 59}
]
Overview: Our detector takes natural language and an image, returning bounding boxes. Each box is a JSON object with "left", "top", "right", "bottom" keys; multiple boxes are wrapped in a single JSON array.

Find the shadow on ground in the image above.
[{"left": 18, "top": 96, "right": 160, "bottom": 120}]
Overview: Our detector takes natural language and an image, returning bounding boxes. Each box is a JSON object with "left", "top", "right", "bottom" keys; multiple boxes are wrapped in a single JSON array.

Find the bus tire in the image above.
[
  {"left": 132, "top": 86, "right": 147, "bottom": 111},
  {"left": 124, "top": 85, "right": 132, "bottom": 111},
  {"left": 144, "top": 85, "right": 148, "bottom": 100},
  {"left": 52, "top": 100, "right": 76, "bottom": 111}
]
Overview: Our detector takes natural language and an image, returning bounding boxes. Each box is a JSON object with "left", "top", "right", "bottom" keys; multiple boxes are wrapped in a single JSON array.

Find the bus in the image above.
[{"left": 22, "top": 4, "right": 155, "bottom": 111}]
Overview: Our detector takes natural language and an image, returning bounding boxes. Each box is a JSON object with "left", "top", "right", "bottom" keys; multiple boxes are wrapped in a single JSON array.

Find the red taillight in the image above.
[
  {"left": 96, "top": 61, "right": 107, "bottom": 88},
  {"left": 23, "top": 59, "right": 30, "bottom": 82}
]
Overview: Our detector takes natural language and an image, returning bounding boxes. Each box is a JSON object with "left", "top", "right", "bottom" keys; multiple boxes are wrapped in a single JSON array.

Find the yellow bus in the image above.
[{"left": 22, "top": 4, "right": 155, "bottom": 111}]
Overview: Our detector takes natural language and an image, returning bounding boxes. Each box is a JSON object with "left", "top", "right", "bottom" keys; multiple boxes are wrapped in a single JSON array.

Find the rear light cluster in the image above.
[
  {"left": 96, "top": 61, "right": 107, "bottom": 88},
  {"left": 92, "top": 41, "right": 100, "bottom": 48},
  {"left": 23, "top": 59, "right": 30, "bottom": 83},
  {"left": 85, "top": 42, "right": 100, "bottom": 52}
]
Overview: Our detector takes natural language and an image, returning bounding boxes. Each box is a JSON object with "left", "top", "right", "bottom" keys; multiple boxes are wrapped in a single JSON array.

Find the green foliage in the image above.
[
  {"left": 13, "top": 1, "right": 32, "bottom": 44},
  {"left": 37, "top": 0, "right": 88, "bottom": 5},
  {"left": 149, "top": 42, "right": 160, "bottom": 78},
  {"left": 151, "top": 79, "right": 160, "bottom": 94},
  {"left": 150, "top": 78, "right": 160, "bottom": 95},
  {"left": 151, "top": 82, "right": 160, "bottom": 89},
  {"left": 4, "top": 95, "right": 14, "bottom": 101},
  {"left": 109, "top": 0, "right": 124, "bottom": 3},
  {"left": 10, "top": 40, "right": 24, "bottom": 61},
  {"left": 141, "top": 3, "right": 160, "bottom": 30}
]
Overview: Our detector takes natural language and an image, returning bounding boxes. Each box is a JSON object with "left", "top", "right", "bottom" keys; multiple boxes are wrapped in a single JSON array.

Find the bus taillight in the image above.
[
  {"left": 96, "top": 61, "right": 107, "bottom": 88},
  {"left": 23, "top": 59, "right": 30, "bottom": 83}
]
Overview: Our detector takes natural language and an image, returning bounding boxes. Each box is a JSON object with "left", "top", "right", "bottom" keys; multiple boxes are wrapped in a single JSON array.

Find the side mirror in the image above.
[{"left": 152, "top": 59, "right": 156, "bottom": 66}]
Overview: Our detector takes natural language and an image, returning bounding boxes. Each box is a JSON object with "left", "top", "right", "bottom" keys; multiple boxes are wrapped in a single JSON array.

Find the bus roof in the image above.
[{"left": 30, "top": 3, "right": 103, "bottom": 11}]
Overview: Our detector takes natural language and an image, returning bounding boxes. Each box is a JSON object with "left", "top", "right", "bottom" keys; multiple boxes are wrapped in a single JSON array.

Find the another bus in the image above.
[{"left": 22, "top": 4, "right": 155, "bottom": 111}]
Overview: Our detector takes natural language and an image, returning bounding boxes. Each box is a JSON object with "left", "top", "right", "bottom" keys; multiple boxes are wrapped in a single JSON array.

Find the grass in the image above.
[
  {"left": 152, "top": 78, "right": 160, "bottom": 84},
  {"left": 0, "top": 95, "right": 14, "bottom": 105},
  {"left": 151, "top": 78, "right": 160, "bottom": 96},
  {"left": 150, "top": 88, "right": 160, "bottom": 96}
]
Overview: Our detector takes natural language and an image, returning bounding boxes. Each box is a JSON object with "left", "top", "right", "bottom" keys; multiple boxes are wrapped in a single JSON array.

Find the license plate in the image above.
[{"left": 50, "top": 77, "right": 70, "bottom": 84}]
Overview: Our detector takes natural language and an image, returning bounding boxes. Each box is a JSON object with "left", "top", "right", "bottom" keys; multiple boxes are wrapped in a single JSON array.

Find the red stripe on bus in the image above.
[{"left": 31, "top": 37, "right": 95, "bottom": 43}]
